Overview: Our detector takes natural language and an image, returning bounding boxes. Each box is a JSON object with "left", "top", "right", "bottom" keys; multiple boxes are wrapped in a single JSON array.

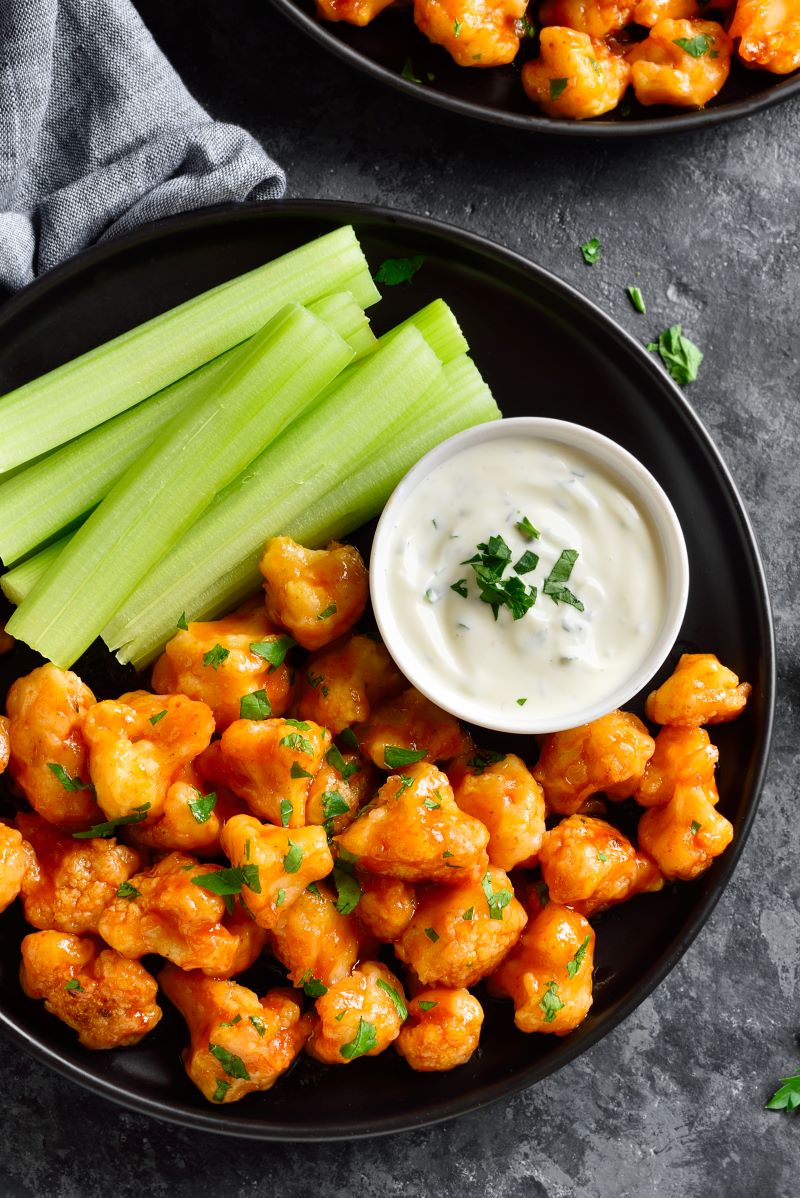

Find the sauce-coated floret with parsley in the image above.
[
  {"left": 730, "top": 0, "right": 800, "bottom": 73},
  {"left": 335, "top": 762, "right": 490, "bottom": 884},
  {"left": 487, "top": 896, "right": 595, "bottom": 1035},
  {"left": 305, "top": 752, "right": 375, "bottom": 836},
  {"left": 151, "top": 599, "right": 294, "bottom": 731},
  {"left": 396, "top": 987, "right": 484, "bottom": 1072},
  {"left": 638, "top": 784, "right": 733, "bottom": 881},
  {"left": 20, "top": 929, "right": 161, "bottom": 1049},
  {"left": 0, "top": 822, "right": 31, "bottom": 914},
  {"left": 539, "top": 0, "right": 636, "bottom": 37},
  {"left": 355, "top": 686, "right": 473, "bottom": 772},
  {"left": 627, "top": 18, "right": 731, "bottom": 108},
  {"left": 534, "top": 709, "right": 655, "bottom": 817},
  {"left": 414, "top": 0, "right": 527, "bottom": 67},
  {"left": 355, "top": 873, "right": 417, "bottom": 942},
  {"left": 316, "top": 0, "right": 395, "bottom": 25},
  {"left": 271, "top": 879, "right": 375, "bottom": 989},
  {"left": 160, "top": 965, "right": 311, "bottom": 1104},
  {"left": 633, "top": 0, "right": 731, "bottom": 26},
  {"left": 5, "top": 664, "right": 101, "bottom": 831},
  {"left": 259, "top": 537, "right": 368, "bottom": 652},
  {"left": 306, "top": 961, "right": 408, "bottom": 1065},
  {"left": 539, "top": 814, "right": 663, "bottom": 916},
  {"left": 634, "top": 725, "right": 720, "bottom": 808},
  {"left": 448, "top": 751, "right": 546, "bottom": 872},
  {"left": 395, "top": 865, "right": 527, "bottom": 988},
  {"left": 126, "top": 771, "right": 245, "bottom": 857},
  {"left": 645, "top": 652, "right": 751, "bottom": 727},
  {"left": 294, "top": 633, "right": 406, "bottom": 735},
  {"left": 522, "top": 27, "right": 632, "bottom": 119}
]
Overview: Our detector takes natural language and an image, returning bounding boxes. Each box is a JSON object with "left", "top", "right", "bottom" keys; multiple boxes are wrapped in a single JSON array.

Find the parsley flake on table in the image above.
[
  {"left": 567, "top": 934, "right": 591, "bottom": 978},
  {"left": 239, "top": 689, "right": 272, "bottom": 720},
  {"left": 580, "top": 237, "right": 601, "bottom": 265},
  {"left": 481, "top": 871, "right": 513, "bottom": 920},
  {"left": 539, "top": 980, "right": 564, "bottom": 1023},
  {"left": 627, "top": 285, "right": 646, "bottom": 314},
  {"left": 203, "top": 643, "right": 230, "bottom": 670},
  {"left": 340, "top": 1017, "right": 378, "bottom": 1060},
  {"left": 188, "top": 790, "right": 217, "bottom": 824},
  {"left": 550, "top": 77, "right": 569, "bottom": 100},
  {"left": 374, "top": 254, "right": 425, "bottom": 285},
  {"left": 47, "top": 762, "right": 92, "bottom": 792},
  {"left": 250, "top": 634, "right": 297, "bottom": 668},
  {"left": 209, "top": 1043, "right": 250, "bottom": 1080},
  {"left": 542, "top": 549, "right": 585, "bottom": 612},
  {"left": 72, "top": 803, "right": 150, "bottom": 839},
  {"left": 377, "top": 978, "right": 408, "bottom": 1021},
  {"left": 647, "top": 324, "right": 703, "bottom": 384},
  {"left": 673, "top": 33, "right": 713, "bottom": 56},
  {"left": 384, "top": 745, "right": 427, "bottom": 768},
  {"left": 400, "top": 59, "right": 423, "bottom": 85},
  {"left": 766, "top": 1072, "right": 800, "bottom": 1112}
]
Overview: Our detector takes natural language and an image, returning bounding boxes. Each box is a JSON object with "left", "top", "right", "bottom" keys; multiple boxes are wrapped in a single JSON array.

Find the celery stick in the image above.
[
  {"left": 377, "top": 299, "right": 468, "bottom": 364},
  {"left": 7, "top": 303, "right": 354, "bottom": 667},
  {"left": 0, "top": 226, "right": 379, "bottom": 474},
  {"left": 1, "top": 537, "right": 69, "bottom": 605},
  {"left": 310, "top": 293, "right": 375, "bottom": 359}
]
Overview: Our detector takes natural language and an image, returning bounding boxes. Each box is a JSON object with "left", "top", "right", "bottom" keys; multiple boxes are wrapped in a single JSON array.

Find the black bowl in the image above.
[
  {"left": 270, "top": 0, "right": 800, "bottom": 135},
  {"left": 0, "top": 200, "right": 775, "bottom": 1139}
]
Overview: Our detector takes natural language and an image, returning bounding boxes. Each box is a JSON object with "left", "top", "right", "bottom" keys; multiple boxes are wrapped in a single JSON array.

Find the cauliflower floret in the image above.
[
  {"left": 633, "top": 0, "right": 732, "bottom": 26},
  {"left": 448, "top": 752, "right": 546, "bottom": 871},
  {"left": 126, "top": 772, "right": 246, "bottom": 856},
  {"left": 316, "top": 0, "right": 395, "bottom": 23},
  {"left": 356, "top": 873, "right": 417, "bottom": 941},
  {"left": 5, "top": 664, "right": 101, "bottom": 830},
  {"left": 305, "top": 753, "right": 375, "bottom": 835},
  {"left": 83, "top": 690, "right": 215, "bottom": 824},
  {"left": 220, "top": 814, "right": 334, "bottom": 930},
  {"left": 538, "top": 814, "right": 663, "bottom": 915},
  {"left": 628, "top": 19, "right": 732, "bottom": 107},
  {"left": 414, "top": 0, "right": 528, "bottom": 66},
  {"left": 160, "top": 965, "right": 311, "bottom": 1104},
  {"left": 0, "top": 716, "right": 9, "bottom": 774},
  {"left": 730, "top": 0, "right": 800, "bottom": 72},
  {"left": 396, "top": 988, "right": 484, "bottom": 1071},
  {"left": 306, "top": 961, "right": 407, "bottom": 1064},
  {"left": 539, "top": 0, "right": 636, "bottom": 36},
  {"left": 645, "top": 652, "right": 751, "bottom": 726},
  {"left": 355, "top": 687, "right": 473, "bottom": 771},
  {"left": 294, "top": 634, "right": 406, "bottom": 735},
  {"left": 522, "top": 27, "right": 631, "bottom": 118},
  {"left": 260, "top": 537, "right": 368, "bottom": 651},
  {"left": 638, "top": 784, "right": 734, "bottom": 880},
  {"left": 20, "top": 930, "right": 161, "bottom": 1049},
  {"left": 487, "top": 898, "right": 594, "bottom": 1034},
  {"left": 17, "top": 812, "right": 143, "bottom": 934},
  {"left": 335, "top": 762, "right": 490, "bottom": 884},
  {"left": 395, "top": 866, "right": 527, "bottom": 988},
  {"left": 635, "top": 725, "right": 719, "bottom": 808},
  {"left": 534, "top": 710, "right": 655, "bottom": 816},
  {"left": 0, "top": 822, "right": 32, "bottom": 913},
  {"left": 151, "top": 601, "right": 294, "bottom": 731},
  {"left": 271, "top": 880, "right": 373, "bottom": 989}
]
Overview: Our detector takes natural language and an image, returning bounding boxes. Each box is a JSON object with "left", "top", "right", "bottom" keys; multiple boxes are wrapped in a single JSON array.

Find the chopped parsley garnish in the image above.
[
  {"left": 423, "top": 796, "right": 441, "bottom": 810},
  {"left": 399, "top": 60, "right": 423, "bottom": 86},
  {"left": 384, "top": 745, "right": 427, "bottom": 769},
  {"left": 542, "top": 549, "right": 584, "bottom": 612},
  {"left": 276, "top": 887, "right": 286, "bottom": 908},
  {"left": 239, "top": 689, "right": 272, "bottom": 720},
  {"left": 535, "top": 880, "right": 550, "bottom": 907},
  {"left": 453, "top": 17, "right": 462, "bottom": 36},
  {"left": 516, "top": 697, "right": 527, "bottom": 706},
  {"left": 285, "top": 719, "right": 311, "bottom": 730},
  {"left": 209, "top": 1043, "right": 250, "bottom": 1080},
  {"left": 291, "top": 761, "right": 313, "bottom": 781},
  {"left": 300, "top": 971, "right": 328, "bottom": 998},
  {"left": 539, "top": 980, "right": 564, "bottom": 1024},
  {"left": 306, "top": 882, "right": 322, "bottom": 898},
  {"left": 566, "top": 934, "right": 591, "bottom": 979},
  {"left": 516, "top": 515, "right": 540, "bottom": 539},
  {"left": 317, "top": 603, "right": 338, "bottom": 621},
  {"left": 460, "top": 534, "right": 537, "bottom": 621},
  {"left": 176, "top": 612, "right": 189, "bottom": 631},
  {"left": 462, "top": 907, "right": 474, "bottom": 921},
  {"left": 627, "top": 285, "right": 646, "bottom": 314},
  {"left": 377, "top": 978, "right": 409, "bottom": 1021},
  {"left": 580, "top": 237, "right": 600, "bottom": 265},
  {"left": 339, "top": 727, "right": 360, "bottom": 752},
  {"left": 691, "top": 820, "right": 702, "bottom": 835},
  {"left": 481, "top": 871, "right": 513, "bottom": 920},
  {"left": 149, "top": 709, "right": 168, "bottom": 726},
  {"left": 64, "top": 979, "right": 82, "bottom": 992},
  {"left": 424, "top": 927, "right": 439, "bottom": 942},
  {"left": 203, "top": 644, "right": 230, "bottom": 670},
  {"left": 647, "top": 324, "right": 703, "bottom": 385},
  {"left": 283, "top": 840, "right": 303, "bottom": 873},
  {"left": 47, "top": 763, "right": 92, "bottom": 792},
  {"left": 467, "top": 749, "right": 506, "bottom": 775},
  {"left": 397, "top": 774, "right": 414, "bottom": 792},
  {"left": 73, "top": 803, "right": 150, "bottom": 839},
  {"left": 218, "top": 1014, "right": 242, "bottom": 1028},
  {"left": 116, "top": 881, "right": 140, "bottom": 900},
  {"left": 333, "top": 862, "right": 362, "bottom": 914},
  {"left": 374, "top": 254, "right": 425, "bottom": 285},
  {"left": 212, "top": 1079, "right": 231, "bottom": 1103},
  {"left": 250, "top": 635, "right": 297, "bottom": 669},
  {"left": 513, "top": 550, "right": 539, "bottom": 575},
  {"left": 451, "top": 578, "right": 469, "bottom": 598},
  {"left": 249, "top": 1015, "right": 267, "bottom": 1037},
  {"left": 188, "top": 790, "right": 217, "bottom": 824},
  {"left": 326, "top": 745, "right": 359, "bottom": 781},
  {"left": 340, "top": 1017, "right": 377, "bottom": 1060},
  {"left": 673, "top": 32, "right": 713, "bottom": 56},
  {"left": 597, "top": 850, "right": 609, "bottom": 862},
  {"left": 279, "top": 799, "right": 293, "bottom": 828},
  {"left": 280, "top": 732, "right": 314, "bottom": 756},
  {"left": 322, "top": 791, "right": 350, "bottom": 822},
  {"left": 515, "top": 14, "right": 536, "bottom": 36},
  {"left": 192, "top": 864, "right": 261, "bottom": 902},
  {"left": 766, "top": 1072, "right": 800, "bottom": 1112},
  {"left": 550, "top": 77, "right": 568, "bottom": 100}
]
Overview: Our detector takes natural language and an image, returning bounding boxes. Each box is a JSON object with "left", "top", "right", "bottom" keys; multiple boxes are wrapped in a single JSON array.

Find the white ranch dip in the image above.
[{"left": 375, "top": 432, "right": 668, "bottom": 728}]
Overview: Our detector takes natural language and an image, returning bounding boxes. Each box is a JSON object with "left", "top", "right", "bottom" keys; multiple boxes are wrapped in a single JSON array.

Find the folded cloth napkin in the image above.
[{"left": 0, "top": 0, "right": 285, "bottom": 295}]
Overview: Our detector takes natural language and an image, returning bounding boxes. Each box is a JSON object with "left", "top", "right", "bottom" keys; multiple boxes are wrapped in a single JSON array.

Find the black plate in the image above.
[
  {"left": 270, "top": 0, "right": 800, "bottom": 135},
  {"left": 0, "top": 200, "right": 775, "bottom": 1139}
]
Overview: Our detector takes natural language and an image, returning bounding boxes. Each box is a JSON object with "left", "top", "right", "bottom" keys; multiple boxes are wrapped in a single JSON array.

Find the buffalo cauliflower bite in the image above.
[
  {"left": 0, "top": 822, "right": 32, "bottom": 914},
  {"left": 356, "top": 873, "right": 417, "bottom": 941},
  {"left": 0, "top": 716, "right": 9, "bottom": 774},
  {"left": 395, "top": 866, "right": 527, "bottom": 988},
  {"left": 271, "top": 880, "right": 373, "bottom": 989},
  {"left": 635, "top": 725, "right": 719, "bottom": 808},
  {"left": 730, "top": 0, "right": 800, "bottom": 72},
  {"left": 538, "top": 814, "right": 663, "bottom": 916},
  {"left": 539, "top": 0, "right": 636, "bottom": 36},
  {"left": 335, "top": 762, "right": 490, "bottom": 884},
  {"left": 534, "top": 710, "right": 655, "bottom": 816},
  {"left": 126, "top": 772, "right": 245, "bottom": 856},
  {"left": 259, "top": 537, "right": 368, "bottom": 651},
  {"left": 522, "top": 28, "right": 631, "bottom": 118},
  {"left": 5, "top": 664, "right": 101, "bottom": 830},
  {"left": 306, "top": 961, "right": 408, "bottom": 1064},
  {"left": 638, "top": 784, "right": 734, "bottom": 881},
  {"left": 17, "top": 812, "right": 143, "bottom": 934},
  {"left": 628, "top": 19, "right": 732, "bottom": 107},
  {"left": 294, "top": 634, "right": 406, "bottom": 735},
  {"left": 355, "top": 687, "right": 473, "bottom": 771},
  {"left": 414, "top": 0, "right": 527, "bottom": 67},
  {"left": 20, "top": 930, "right": 161, "bottom": 1049},
  {"left": 488, "top": 899, "right": 594, "bottom": 1034},
  {"left": 160, "top": 965, "right": 311, "bottom": 1103},
  {"left": 317, "top": 0, "right": 394, "bottom": 24},
  {"left": 645, "top": 652, "right": 751, "bottom": 726},
  {"left": 151, "top": 601, "right": 294, "bottom": 730},
  {"left": 396, "top": 988, "right": 484, "bottom": 1071},
  {"left": 83, "top": 690, "right": 215, "bottom": 824},
  {"left": 305, "top": 754, "right": 375, "bottom": 835},
  {"left": 448, "top": 752, "right": 546, "bottom": 871},
  {"left": 633, "top": 0, "right": 732, "bottom": 24},
  {"left": 220, "top": 814, "right": 334, "bottom": 930}
]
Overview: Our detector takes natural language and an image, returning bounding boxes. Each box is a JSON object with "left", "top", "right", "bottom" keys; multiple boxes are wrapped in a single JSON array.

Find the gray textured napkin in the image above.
[{"left": 0, "top": 0, "right": 285, "bottom": 295}]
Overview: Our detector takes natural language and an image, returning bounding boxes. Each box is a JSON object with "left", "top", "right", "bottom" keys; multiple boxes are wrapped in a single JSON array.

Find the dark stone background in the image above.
[{"left": 2, "top": 2, "right": 798, "bottom": 1194}]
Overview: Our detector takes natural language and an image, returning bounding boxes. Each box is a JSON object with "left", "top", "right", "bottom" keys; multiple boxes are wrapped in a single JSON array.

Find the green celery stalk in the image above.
[
  {"left": 6, "top": 303, "right": 354, "bottom": 667},
  {"left": 310, "top": 293, "right": 375, "bottom": 359},
  {"left": 1, "top": 537, "right": 68, "bottom": 605},
  {"left": 377, "top": 299, "right": 468, "bottom": 363},
  {"left": 0, "top": 226, "right": 379, "bottom": 474}
]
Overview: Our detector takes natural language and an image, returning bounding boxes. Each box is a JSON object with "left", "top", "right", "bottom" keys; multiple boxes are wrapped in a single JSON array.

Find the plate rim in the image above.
[{"left": 0, "top": 197, "right": 777, "bottom": 1140}]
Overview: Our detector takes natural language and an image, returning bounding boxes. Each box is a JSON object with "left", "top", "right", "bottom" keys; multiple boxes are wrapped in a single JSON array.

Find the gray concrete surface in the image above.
[{"left": 1, "top": 2, "right": 798, "bottom": 1194}]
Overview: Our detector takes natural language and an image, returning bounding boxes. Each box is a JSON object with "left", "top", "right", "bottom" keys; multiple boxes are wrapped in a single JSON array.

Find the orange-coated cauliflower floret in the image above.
[
  {"left": 449, "top": 752, "right": 546, "bottom": 871},
  {"left": 635, "top": 725, "right": 719, "bottom": 807},
  {"left": 539, "top": 0, "right": 636, "bottom": 35},
  {"left": 396, "top": 988, "right": 484, "bottom": 1071},
  {"left": 305, "top": 753, "right": 376, "bottom": 835},
  {"left": 488, "top": 899, "right": 594, "bottom": 1034},
  {"left": 294, "top": 634, "right": 406, "bottom": 735},
  {"left": 271, "top": 880, "right": 372, "bottom": 989},
  {"left": 0, "top": 716, "right": 9, "bottom": 774},
  {"left": 5, "top": 664, "right": 101, "bottom": 830},
  {"left": 356, "top": 873, "right": 417, "bottom": 941},
  {"left": 638, "top": 785, "right": 734, "bottom": 881},
  {"left": 306, "top": 961, "right": 407, "bottom": 1064},
  {"left": 151, "top": 601, "right": 294, "bottom": 731},
  {"left": 220, "top": 814, "right": 334, "bottom": 930},
  {"left": 0, "top": 822, "right": 32, "bottom": 913},
  {"left": 125, "top": 774, "right": 245, "bottom": 856},
  {"left": 20, "top": 930, "right": 161, "bottom": 1049},
  {"left": 395, "top": 866, "right": 527, "bottom": 988},
  {"left": 730, "top": 0, "right": 800, "bottom": 73},
  {"left": 534, "top": 710, "right": 655, "bottom": 816},
  {"left": 633, "top": 0, "right": 732, "bottom": 25},
  {"left": 645, "top": 652, "right": 751, "bottom": 726},
  {"left": 538, "top": 814, "right": 663, "bottom": 916},
  {"left": 316, "top": 0, "right": 394, "bottom": 24},
  {"left": 628, "top": 19, "right": 732, "bottom": 107},
  {"left": 522, "top": 27, "right": 631, "bottom": 118},
  {"left": 355, "top": 687, "right": 473, "bottom": 771},
  {"left": 259, "top": 537, "right": 368, "bottom": 651},
  {"left": 160, "top": 965, "right": 311, "bottom": 1104},
  {"left": 335, "top": 763, "right": 490, "bottom": 884},
  {"left": 414, "top": 0, "right": 527, "bottom": 67},
  {"left": 83, "top": 690, "right": 215, "bottom": 824},
  {"left": 17, "top": 812, "right": 143, "bottom": 934}
]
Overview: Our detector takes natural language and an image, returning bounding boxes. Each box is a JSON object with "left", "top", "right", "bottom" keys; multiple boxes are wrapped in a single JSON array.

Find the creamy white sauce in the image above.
[{"left": 379, "top": 434, "right": 667, "bottom": 726}]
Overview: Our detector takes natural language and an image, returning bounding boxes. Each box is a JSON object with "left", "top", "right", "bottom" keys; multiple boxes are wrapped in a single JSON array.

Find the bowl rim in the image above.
[
  {"left": 370, "top": 415, "right": 690, "bottom": 734},
  {"left": 269, "top": 0, "right": 800, "bottom": 138}
]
